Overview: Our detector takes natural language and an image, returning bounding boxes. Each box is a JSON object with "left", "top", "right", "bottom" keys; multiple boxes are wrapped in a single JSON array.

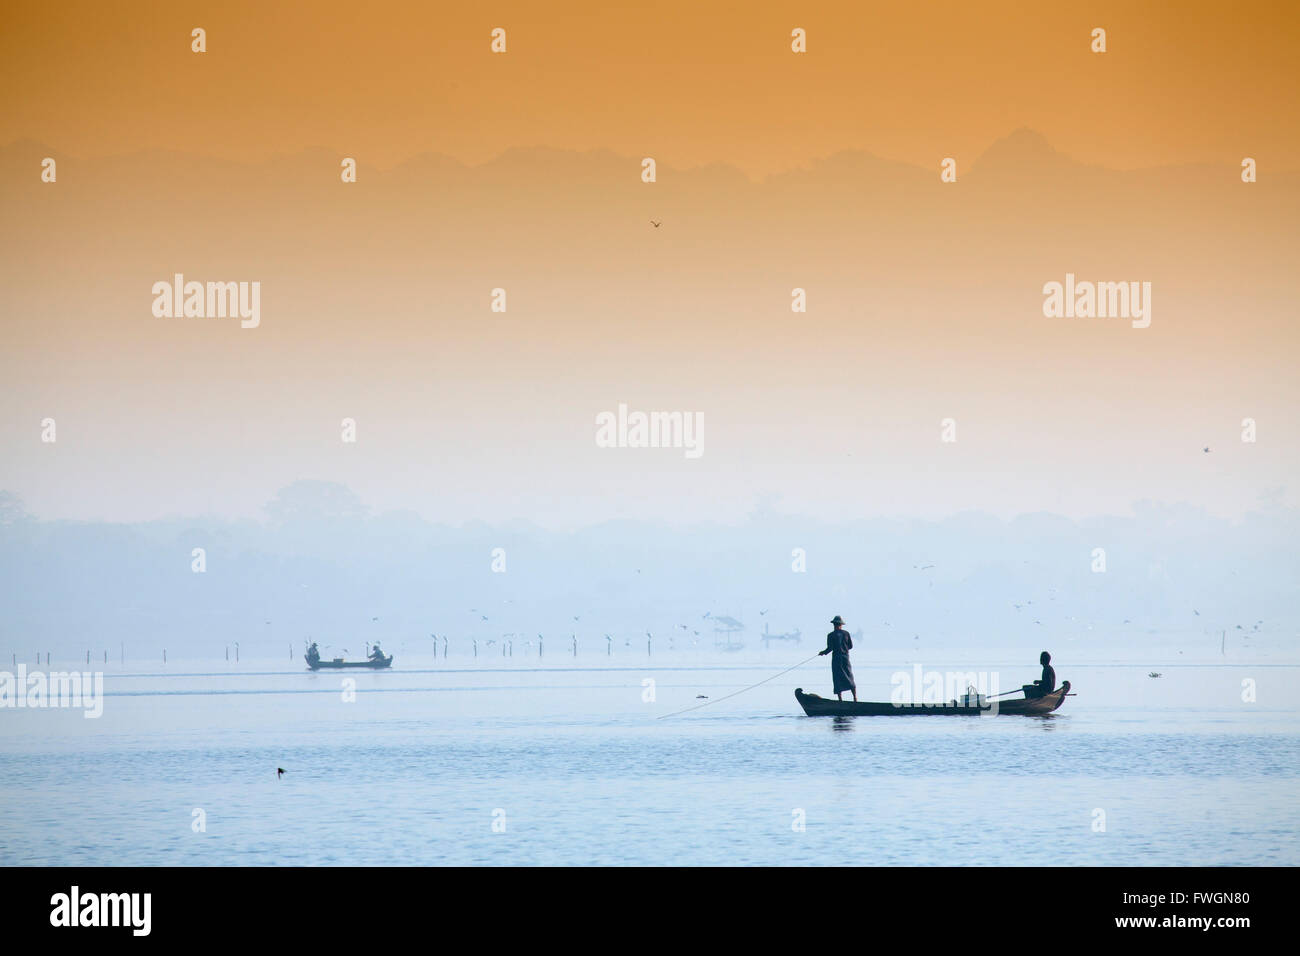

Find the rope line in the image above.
[{"left": 656, "top": 652, "right": 822, "bottom": 719}]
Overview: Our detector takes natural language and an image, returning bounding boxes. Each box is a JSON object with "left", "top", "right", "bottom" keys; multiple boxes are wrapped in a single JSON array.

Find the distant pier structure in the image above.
[{"left": 712, "top": 616, "right": 745, "bottom": 652}]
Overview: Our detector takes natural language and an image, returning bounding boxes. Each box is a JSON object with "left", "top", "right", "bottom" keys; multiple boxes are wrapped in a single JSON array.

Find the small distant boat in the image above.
[
  {"left": 795, "top": 681, "right": 1071, "bottom": 717},
  {"left": 306, "top": 654, "right": 393, "bottom": 671},
  {"left": 760, "top": 623, "right": 802, "bottom": 647}
]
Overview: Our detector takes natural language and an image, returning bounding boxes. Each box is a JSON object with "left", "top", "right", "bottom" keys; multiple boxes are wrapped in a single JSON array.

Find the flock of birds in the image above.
[
  {"left": 301, "top": 544, "right": 1270, "bottom": 666},
  {"left": 318, "top": 591, "right": 1267, "bottom": 664}
]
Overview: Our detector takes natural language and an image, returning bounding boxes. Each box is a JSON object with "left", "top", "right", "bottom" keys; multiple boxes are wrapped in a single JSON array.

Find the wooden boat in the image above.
[
  {"left": 306, "top": 654, "right": 393, "bottom": 671},
  {"left": 795, "top": 681, "right": 1070, "bottom": 717}
]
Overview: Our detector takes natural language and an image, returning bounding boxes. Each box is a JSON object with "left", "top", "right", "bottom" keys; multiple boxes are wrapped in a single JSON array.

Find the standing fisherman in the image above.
[{"left": 818, "top": 615, "right": 857, "bottom": 701}]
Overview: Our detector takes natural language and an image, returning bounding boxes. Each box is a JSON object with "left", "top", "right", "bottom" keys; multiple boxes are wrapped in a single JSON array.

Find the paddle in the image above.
[
  {"left": 987, "top": 688, "right": 1028, "bottom": 700},
  {"left": 987, "top": 686, "right": 1072, "bottom": 700}
]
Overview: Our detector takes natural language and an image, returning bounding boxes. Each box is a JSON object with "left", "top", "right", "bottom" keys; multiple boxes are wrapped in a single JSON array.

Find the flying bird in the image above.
[
  {"left": 1203, "top": 447, "right": 1211, "bottom": 453},
  {"left": 277, "top": 767, "right": 285, "bottom": 779},
  {"left": 650, "top": 220, "right": 661, "bottom": 228}
]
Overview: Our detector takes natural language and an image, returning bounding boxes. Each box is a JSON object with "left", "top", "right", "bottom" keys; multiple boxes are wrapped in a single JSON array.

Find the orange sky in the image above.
[
  {"left": 1, "top": 1, "right": 1298, "bottom": 526},
  {"left": 3, "top": 0, "right": 1297, "bottom": 176}
]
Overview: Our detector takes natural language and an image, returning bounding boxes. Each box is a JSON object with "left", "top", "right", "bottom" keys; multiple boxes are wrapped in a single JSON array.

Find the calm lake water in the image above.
[{"left": 2, "top": 656, "right": 1297, "bottom": 866}]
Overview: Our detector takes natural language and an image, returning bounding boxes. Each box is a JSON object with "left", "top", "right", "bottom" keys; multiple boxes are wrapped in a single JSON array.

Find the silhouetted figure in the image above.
[
  {"left": 1022, "top": 651, "right": 1056, "bottom": 698},
  {"left": 368, "top": 643, "right": 386, "bottom": 662},
  {"left": 818, "top": 615, "right": 857, "bottom": 701},
  {"left": 305, "top": 642, "right": 320, "bottom": 666}
]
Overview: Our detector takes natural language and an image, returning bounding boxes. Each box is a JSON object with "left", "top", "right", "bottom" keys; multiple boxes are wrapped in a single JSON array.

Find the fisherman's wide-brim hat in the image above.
[{"left": 831, "top": 615, "right": 845, "bottom": 625}]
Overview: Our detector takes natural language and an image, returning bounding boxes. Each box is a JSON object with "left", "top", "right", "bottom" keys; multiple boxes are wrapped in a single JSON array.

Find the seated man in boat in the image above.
[
  {"left": 306, "top": 642, "right": 320, "bottom": 665},
  {"left": 1022, "top": 651, "right": 1056, "bottom": 698},
  {"left": 368, "top": 642, "right": 386, "bottom": 662}
]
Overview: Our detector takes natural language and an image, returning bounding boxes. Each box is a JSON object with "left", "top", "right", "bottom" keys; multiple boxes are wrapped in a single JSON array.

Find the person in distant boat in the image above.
[
  {"left": 818, "top": 615, "right": 857, "bottom": 701},
  {"left": 369, "top": 642, "right": 386, "bottom": 662},
  {"left": 306, "top": 642, "right": 320, "bottom": 665},
  {"left": 1022, "top": 651, "right": 1056, "bottom": 698}
]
